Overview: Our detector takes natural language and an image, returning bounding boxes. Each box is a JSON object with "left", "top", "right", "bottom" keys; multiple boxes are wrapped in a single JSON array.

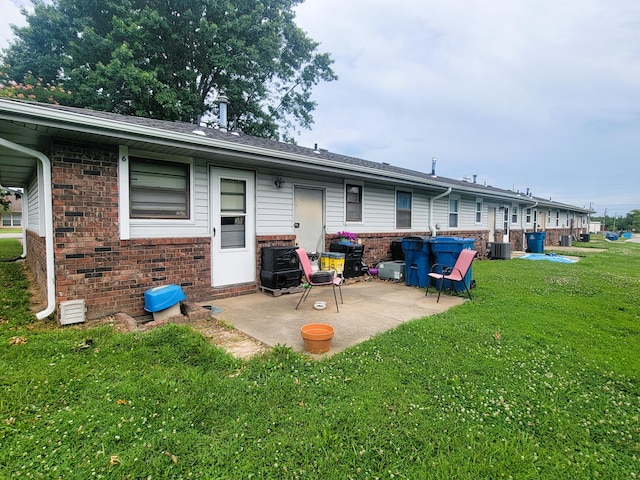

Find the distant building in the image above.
[
  {"left": 1, "top": 192, "right": 22, "bottom": 228},
  {"left": 589, "top": 221, "right": 602, "bottom": 234}
]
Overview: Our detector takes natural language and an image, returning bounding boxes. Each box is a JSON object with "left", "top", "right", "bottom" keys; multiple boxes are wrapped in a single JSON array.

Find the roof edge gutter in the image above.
[
  {"left": 0, "top": 137, "right": 56, "bottom": 320},
  {"left": 430, "top": 187, "right": 452, "bottom": 237},
  {"left": 0, "top": 100, "right": 460, "bottom": 189}
]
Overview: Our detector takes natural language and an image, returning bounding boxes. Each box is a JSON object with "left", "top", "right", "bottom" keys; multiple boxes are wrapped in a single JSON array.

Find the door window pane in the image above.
[
  {"left": 220, "top": 179, "right": 246, "bottom": 249},
  {"left": 221, "top": 216, "right": 245, "bottom": 248}
]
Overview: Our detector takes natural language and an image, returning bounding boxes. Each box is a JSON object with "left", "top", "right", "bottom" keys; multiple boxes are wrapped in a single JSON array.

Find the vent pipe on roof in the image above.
[
  {"left": 473, "top": 174, "right": 477, "bottom": 184},
  {"left": 431, "top": 157, "right": 437, "bottom": 176},
  {"left": 218, "top": 94, "right": 228, "bottom": 132},
  {"left": 192, "top": 115, "right": 206, "bottom": 136}
]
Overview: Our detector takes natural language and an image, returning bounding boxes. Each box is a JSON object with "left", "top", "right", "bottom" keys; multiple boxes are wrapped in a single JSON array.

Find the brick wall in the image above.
[{"left": 324, "top": 230, "right": 490, "bottom": 268}]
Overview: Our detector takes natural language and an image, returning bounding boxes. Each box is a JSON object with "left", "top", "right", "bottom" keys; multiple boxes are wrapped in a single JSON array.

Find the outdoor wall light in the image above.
[{"left": 274, "top": 177, "right": 284, "bottom": 189}]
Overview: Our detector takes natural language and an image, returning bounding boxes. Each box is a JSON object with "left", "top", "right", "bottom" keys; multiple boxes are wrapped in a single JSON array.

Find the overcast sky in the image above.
[
  {"left": 293, "top": 0, "right": 640, "bottom": 217},
  {"left": 2, "top": 0, "right": 638, "bottom": 217}
]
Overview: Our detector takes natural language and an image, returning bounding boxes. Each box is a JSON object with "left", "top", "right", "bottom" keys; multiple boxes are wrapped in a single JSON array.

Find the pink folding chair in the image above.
[
  {"left": 426, "top": 249, "right": 477, "bottom": 302},
  {"left": 295, "top": 247, "right": 344, "bottom": 312}
]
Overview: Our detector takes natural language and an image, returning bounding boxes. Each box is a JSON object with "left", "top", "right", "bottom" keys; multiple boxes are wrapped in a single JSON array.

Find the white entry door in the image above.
[
  {"left": 502, "top": 207, "right": 510, "bottom": 242},
  {"left": 488, "top": 208, "right": 496, "bottom": 242},
  {"left": 294, "top": 187, "right": 325, "bottom": 253},
  {"left": 210, "top": 168, "right": 256, "bottom": 287}
]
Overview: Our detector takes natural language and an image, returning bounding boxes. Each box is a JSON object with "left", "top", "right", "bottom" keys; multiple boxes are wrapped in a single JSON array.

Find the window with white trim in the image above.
[
  {"left": 448, "top": 196, "right": 459, "bottom": 228},
  {"left": 1, "top": 213, "right": 21, "bottom": 226},
  {"left": 525, "top": 208, "right": 532, "bottom": 224},
  {"left": 475, "top": 199, "right": 483, "bottom": 224},
  {"left": 511, "top": 206, "right": 518, "bottom": 224},
  {"left": 345, "top": 183, "right": 363, "bottom": 222},
  {"left": 129, "top": 157, "right": 190, "bottom": 219},
  {"left": 396, "top": 190, "right": 412, "bottom": 229}
]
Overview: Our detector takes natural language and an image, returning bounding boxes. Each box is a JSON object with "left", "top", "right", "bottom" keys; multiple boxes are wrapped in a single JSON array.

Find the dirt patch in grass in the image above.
[
  {"left": 187, "top": 317, "right": 271, "bottom": 360},
  {"left": 80, "top": 312, "right": 271, "bottom": 360},
  {"left": 23, "top": 262, "right": 48, "bottom": 315}
]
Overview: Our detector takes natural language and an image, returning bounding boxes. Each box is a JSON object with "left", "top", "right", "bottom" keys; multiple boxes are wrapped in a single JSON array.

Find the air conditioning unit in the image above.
[
  {"left": 59, "top": 299, "right": 86, "bottom": 325},
  {"left": 489, "top": 242, "right": 511, "bottom": 260}
]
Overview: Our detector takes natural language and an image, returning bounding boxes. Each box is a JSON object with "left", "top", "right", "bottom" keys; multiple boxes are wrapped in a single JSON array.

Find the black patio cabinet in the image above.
[{"left": 330, "top": 242, "right": 365, "bottom": 278}]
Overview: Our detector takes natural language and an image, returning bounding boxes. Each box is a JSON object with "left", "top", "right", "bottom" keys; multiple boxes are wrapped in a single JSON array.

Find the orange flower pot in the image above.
[{"left": 300, "top": 323, "right": 335, "bottom": 354}]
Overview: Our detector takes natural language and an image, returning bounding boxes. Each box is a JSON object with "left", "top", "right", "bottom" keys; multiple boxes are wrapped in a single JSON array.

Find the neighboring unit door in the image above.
[
  {"left": 294, "top": 187, "right": 325, "bottom": 253},
  {"left": 210, "top": 168, "right": 256, "bottom": 287},
  {"left": 488, "top": 208, "right": 496, "bottom": 242},
  {"left": 502, "top": 207, "right": 510, "bottom": 242},
  {"left": 539, "top": 211, "right": 547, "bottom": 230}
]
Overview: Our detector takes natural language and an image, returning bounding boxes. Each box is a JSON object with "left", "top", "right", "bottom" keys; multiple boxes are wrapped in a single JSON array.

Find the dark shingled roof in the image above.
[{"left": 3, "top": 99, "right": 592, "bottom": 212}]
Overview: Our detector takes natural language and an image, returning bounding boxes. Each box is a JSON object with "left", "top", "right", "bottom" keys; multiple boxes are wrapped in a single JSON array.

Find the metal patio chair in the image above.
[
  {"left": 295, "top": 247, "right": 344, "bottom": 312},
  {"left": 426, "top": 249, "right": 477, "bottom": 302}
]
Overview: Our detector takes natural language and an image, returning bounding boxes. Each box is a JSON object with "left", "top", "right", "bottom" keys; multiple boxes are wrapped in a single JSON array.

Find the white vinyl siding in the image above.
[
  {"left": 27, "top": 175, "right": 40, "bottom": 233},
  {"left": 255, "top": 175, "right": 294, "bottom": 235},
  {"left": 255, "top": 173, "right": 438, "bottom": 236}
]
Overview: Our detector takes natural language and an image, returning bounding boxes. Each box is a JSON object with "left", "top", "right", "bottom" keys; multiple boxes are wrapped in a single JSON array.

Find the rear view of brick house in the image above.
[{"left": 0, "top": 99, "right": 592, "bottom": 322}]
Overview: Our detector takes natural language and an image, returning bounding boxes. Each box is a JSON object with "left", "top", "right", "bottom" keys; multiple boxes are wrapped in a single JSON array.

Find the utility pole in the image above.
[{"left": 604, "top": 208, "right": 607, "bottom": 231}]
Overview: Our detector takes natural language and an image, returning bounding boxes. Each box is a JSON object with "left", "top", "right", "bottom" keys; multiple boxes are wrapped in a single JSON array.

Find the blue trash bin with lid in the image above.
[
  {"left": 401, "top": 236, "right": 431, "bottom": 287},
  {"left": 526, "top": 231, "right": 546, "bottom": 253},
  {"left": 430, "top": 237, "right": 475, "bottom": 290}
]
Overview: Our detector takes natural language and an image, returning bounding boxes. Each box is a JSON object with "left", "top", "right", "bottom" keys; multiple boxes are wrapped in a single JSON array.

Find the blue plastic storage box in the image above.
[{"left": 144, "top": 284, "right": 186, "bottom": 312}]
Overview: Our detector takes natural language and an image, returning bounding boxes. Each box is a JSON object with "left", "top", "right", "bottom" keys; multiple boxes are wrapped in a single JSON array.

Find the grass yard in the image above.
[{"left": 0, "top": 236, "right": 638, "bottom": 479}]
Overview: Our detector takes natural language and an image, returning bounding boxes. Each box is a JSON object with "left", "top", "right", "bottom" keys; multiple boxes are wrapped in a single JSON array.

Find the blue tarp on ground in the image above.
[{"left": 519, "top": 253, "right": 577, "bottom": 264}]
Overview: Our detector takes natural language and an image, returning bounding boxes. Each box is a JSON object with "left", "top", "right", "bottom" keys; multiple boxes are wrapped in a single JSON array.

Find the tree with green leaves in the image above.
[
  {"left": 1, "top": 0, "right": 336, "bottom": 142},
  {"left": 0, "top": 70, "right": 72, "bottom": 104}
]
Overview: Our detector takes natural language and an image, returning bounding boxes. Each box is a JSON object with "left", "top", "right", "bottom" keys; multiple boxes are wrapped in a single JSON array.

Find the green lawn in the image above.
[
  {"left": 0, "top": 227, "right": 22, "bottom": 234},
  {"left": 1, "top": 236, "right": 638, "bottom": 479}
]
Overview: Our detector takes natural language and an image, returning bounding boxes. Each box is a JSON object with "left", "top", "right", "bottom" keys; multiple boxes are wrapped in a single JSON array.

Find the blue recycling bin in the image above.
[
  {"left": 429, "top": 237, "right": 475, "bottom": 290},
  {"left": 401, "top": 236, "right": 431, "bottom": 287},
  {"left": 526, "top": 231, "right": 546, "bottom": 253}
]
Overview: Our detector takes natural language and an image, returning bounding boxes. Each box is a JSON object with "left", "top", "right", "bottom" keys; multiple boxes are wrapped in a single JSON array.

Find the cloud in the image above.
[
  {"left": 0, "top": 1, "right": 636, "bottom": 215},
  {"left": 294, "top": 0, "right": 640, "bottom": 215},
  {"left": 0, "top": 0, "right": 28, "bottom": 51}
]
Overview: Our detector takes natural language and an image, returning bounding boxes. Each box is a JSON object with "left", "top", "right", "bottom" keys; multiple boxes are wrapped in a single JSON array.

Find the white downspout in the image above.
[
  {"left": 0, "top": 138, "right": 56, "bottom": 320},
  {"left": 429, "top": 187, "right": 452, "bottom": 237},
  {"left": 20, "top": 189, "right": 28, "bottom": 258}
]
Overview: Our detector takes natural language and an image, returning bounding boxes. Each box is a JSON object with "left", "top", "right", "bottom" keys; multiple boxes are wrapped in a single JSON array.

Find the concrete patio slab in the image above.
[{"left": 200, "top": 280, "right": 465, "bottom": 356}]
